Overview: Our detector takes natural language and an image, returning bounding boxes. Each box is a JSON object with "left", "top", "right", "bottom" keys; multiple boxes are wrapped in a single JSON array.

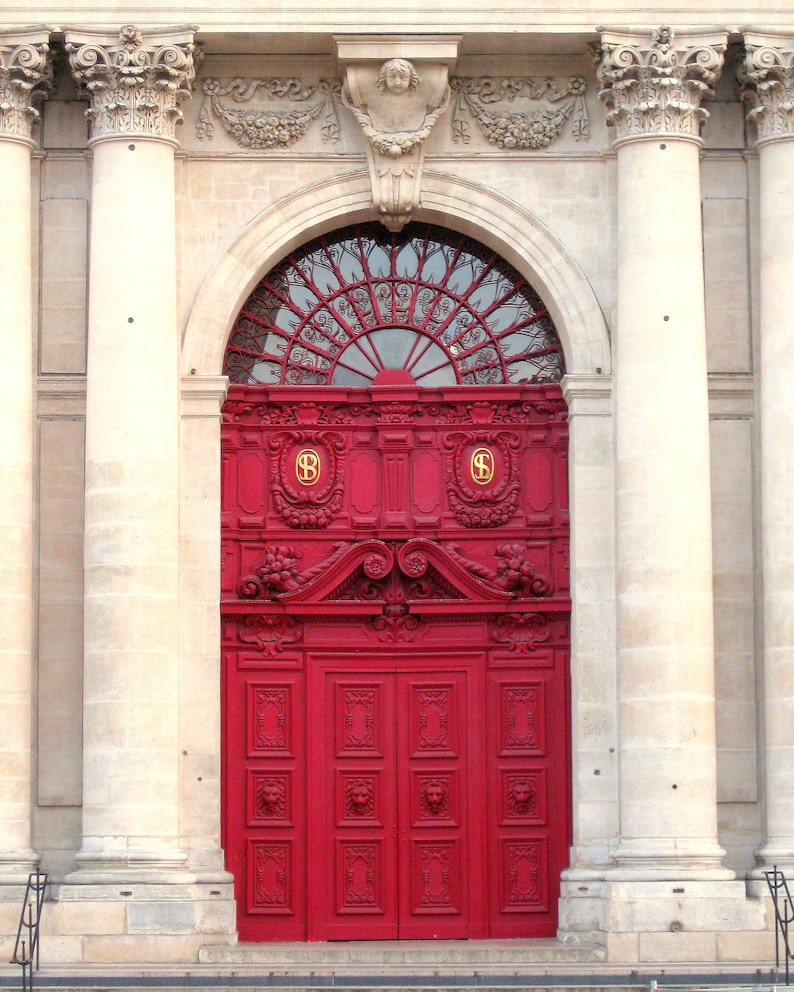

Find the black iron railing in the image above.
[
  {"left": 9, "top": 870, "right": 48, "bottom": 992},
  {"left": 765, "top": 864, "right": 794, "bottom": 985}
]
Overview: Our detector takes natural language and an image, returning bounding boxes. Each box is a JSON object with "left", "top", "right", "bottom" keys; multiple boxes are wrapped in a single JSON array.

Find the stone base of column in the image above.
[
  {"left": 752, "top": 843, "right": 794, "bottom": 874},
  {"left": 46, "top": 873, "right": 237, "bottom": 963},
  {"left": 609, "top": 837, "right": 735, "bottom": 880},
  {"left": 0, "top": 850, "right": 41, "bottom": 891},
  {"left": 559, "top": 869, "right": 773, "bottom": 963}
]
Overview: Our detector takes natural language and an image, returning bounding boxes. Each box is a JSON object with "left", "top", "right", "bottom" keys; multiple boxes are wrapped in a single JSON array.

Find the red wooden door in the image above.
[
  {"left": 221, "top": 384, "right": 570, "bottom": 941},
  {"left": 307, "top": 661, "right": 486, "bottom": 940}
]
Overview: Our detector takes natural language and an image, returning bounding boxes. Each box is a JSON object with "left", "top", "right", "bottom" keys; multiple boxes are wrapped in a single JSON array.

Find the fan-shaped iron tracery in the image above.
[{"left": 224, "top": 223, "right": 565, "bottom": 387}]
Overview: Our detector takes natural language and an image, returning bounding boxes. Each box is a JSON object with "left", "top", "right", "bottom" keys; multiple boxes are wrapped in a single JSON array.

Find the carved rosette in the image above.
[
  {"left": 0, "top": 32, "right": 54, "bottom": 144},
  {"left": 66, "top": 25, "right": 199, "bottom": 143},
  {"left": 597, "top": 25, "right": 726, "bottom": 143},
  {"left": 740, "top": 34, "right": 794, "bottom": 145}
]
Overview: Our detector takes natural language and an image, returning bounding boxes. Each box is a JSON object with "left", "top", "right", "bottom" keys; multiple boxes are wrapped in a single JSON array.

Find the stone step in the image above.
[{"left": 199, "top": 941, "right": 607, "bottom": 967}]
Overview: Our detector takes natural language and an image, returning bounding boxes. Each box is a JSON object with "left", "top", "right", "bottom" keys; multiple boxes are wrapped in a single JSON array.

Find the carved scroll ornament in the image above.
[
  {"left": 0, "top": 31, "right": 54, "bottom": 142},
  {"left": 740, "top": 34, "right": 794, "bottom": 144},
  {"left": 268, "top": 430, "right": 346, "bottom": 529},
  {"left": 66, "top": 24, "right": 200, "bottom": 142},
  {"left": 596, "top": 25, "right": 726, "bottom": 142}
]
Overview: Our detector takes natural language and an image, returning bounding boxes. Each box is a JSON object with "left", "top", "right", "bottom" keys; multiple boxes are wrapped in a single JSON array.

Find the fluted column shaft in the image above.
[
  {"left": 741, "top": 32, "right": 794, "bottom": 870},
  {"left": 599, "top": 27, "right": 730, "bottom": 875},
  {"left": 0, "top": 31, "right": 52, "bottom": 881},
  {"left": 66, "top": 25, "right": 197, "bottom": 872}
]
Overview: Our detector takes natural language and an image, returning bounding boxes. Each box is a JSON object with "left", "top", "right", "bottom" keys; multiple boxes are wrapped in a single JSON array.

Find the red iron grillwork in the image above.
[{"left": 223, "top": 223, "right": 565, "bottom": 387}]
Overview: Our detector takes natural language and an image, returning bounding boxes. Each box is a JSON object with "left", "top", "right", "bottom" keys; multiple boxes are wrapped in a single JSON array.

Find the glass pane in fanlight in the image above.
[{"left": 223, "top": 222, "right": 564, "bottom": 386}]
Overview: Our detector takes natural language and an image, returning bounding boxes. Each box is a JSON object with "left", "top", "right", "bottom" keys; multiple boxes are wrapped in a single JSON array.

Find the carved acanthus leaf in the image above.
[
  {"left": 596, "top": 25, "right": 726, "bottom": 141},
  {"left": 197, "top": 76, "right": 342, "bottom": 147},
  {"left": 66, "top": 25, "right": 200, "bottom": 141},
  {"left": 450, "top": 75, "right": 588, "bottom": 148},
  {"left": 0, "top": 32, "right": 54, "bottom": 142},
  {"left": 740, "top": 34, "right": 794, "bottom": 143}
]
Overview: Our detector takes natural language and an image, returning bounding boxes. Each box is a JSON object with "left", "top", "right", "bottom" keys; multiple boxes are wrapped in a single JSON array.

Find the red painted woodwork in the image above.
[{"left": 221, "top": 384, "right": 570, "bottom": 941}]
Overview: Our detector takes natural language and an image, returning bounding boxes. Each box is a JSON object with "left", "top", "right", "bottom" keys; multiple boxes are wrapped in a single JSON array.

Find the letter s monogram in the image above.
[{"left": 296, "top": 448, "right": 320, "bottom": 485}]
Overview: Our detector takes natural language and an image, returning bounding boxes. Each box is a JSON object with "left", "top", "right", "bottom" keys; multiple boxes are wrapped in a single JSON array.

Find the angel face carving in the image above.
[{"left": 378, "top": 58, "right": 420, "bottom": 95}]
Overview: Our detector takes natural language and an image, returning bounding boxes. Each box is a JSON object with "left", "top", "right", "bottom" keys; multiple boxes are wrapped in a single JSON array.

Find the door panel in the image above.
[
  {"left": 221, "top": 384, "right": 571, "bottom": 941},
  {"left": 308, "top": 669, "right": 399, "bottom": 940}
]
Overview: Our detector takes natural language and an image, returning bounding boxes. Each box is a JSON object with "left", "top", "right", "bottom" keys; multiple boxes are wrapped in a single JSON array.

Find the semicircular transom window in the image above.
[{"left": 223, "top": 223, "right": 565, "bottom": 387}]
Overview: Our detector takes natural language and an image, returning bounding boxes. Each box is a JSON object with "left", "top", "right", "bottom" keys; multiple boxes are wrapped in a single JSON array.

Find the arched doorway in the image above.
[{"left": 220, "top": 222, "right": 571, "bottom": 940}]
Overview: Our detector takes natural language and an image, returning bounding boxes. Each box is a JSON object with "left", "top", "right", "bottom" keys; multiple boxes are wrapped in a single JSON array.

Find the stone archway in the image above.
[{"left": 178, "top": 169, "right": 615, "bottom": 941}]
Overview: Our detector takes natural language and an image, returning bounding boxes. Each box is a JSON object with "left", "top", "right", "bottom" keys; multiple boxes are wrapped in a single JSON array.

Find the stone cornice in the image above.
[
  {"left": 596, "top": 25, "right": 727, "bottom": 145},
  {"left": 0, "top": 29, "right": 54, "bottom": 146},
  {"left": 65, "top": 24, "right": 200, "bottom": 145},
  {"left": 740, "top": 31, "right": 794, "bottom": 146}
]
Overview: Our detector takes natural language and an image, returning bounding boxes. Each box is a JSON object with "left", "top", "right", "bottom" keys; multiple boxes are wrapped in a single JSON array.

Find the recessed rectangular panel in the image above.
[
  {"left": 411, "top": 841, "right": 460, "bottom": 915},
  {"left": 408, "top": 682, "right": 458, "bottom": 758},
  {"left": 500, "top": 837, "right": 548, "bottom": 913},
  {"left": 336, "top": 840, "right": 385, "bottom": 914},
  {"left": 247, "top": 839, "right": 294, "bottom": 914},
  {"left": 247, "top": 682, "right": 294, "bottom": 757},
  {"left": 496, "top": 679, "right": 546, "bottom": 756},
  {"left": 336, "top": 681, "right": 386, "bottom": 757}
]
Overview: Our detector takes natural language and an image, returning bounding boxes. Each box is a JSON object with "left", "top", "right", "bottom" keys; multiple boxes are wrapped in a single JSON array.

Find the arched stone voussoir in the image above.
[{"left": 182, "top": 168, "right": 611, "bottom": 378}]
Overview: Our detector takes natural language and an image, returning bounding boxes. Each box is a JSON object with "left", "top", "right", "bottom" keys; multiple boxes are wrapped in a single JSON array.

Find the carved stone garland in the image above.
[
  {"left": 596, "top": 25, "right": 726, "bottom": 141},
  {"left": 450, "top": 75, "right": 588, "bottom": 148},
  {"left": 197, "top": 76, "right": 342, "bottom": 148},
  {"left": 198, "top": 71, "right": 589, "bottom": 154},
  {"left": 0, "top": 32, "right": 54, "bottom": 142},
  {"left": 740, "top": 34, "right": 794, "bottom": 143},
  {"left": 66, "top": 24, "right": 200, "bottom": 142}
]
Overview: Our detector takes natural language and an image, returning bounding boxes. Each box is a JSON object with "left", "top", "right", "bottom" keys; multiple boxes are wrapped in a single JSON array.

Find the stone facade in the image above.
[{"left": 0, "top": 1, "right": 792, "bottom": 965}]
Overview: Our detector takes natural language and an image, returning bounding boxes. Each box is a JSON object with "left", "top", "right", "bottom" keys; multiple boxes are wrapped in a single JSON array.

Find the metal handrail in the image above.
[
  {"left": 765, "top": 864, "right": 794, "bottom": 985},
  {"left": 9, "top": 870, "right": 48, "bottom": 992}
]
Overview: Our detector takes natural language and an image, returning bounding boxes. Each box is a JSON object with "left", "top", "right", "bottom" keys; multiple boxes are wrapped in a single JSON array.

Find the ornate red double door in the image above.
[{"left": 221, "top": 384, "right": 570, "bottom": 941}]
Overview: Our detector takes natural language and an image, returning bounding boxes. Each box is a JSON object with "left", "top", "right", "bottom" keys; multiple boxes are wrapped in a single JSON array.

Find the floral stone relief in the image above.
[{"left": 196, "top": 71, "right": 589, "bottom": 153}]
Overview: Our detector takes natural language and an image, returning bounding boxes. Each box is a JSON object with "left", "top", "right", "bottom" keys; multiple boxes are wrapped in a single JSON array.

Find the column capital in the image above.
[
  {"left": 596, "top": 25, "right": 726, "bottom": 145},
  {"left": 65, "top": 24, "right": 200, "bottom": 145},
  {"left": 0, "top": 29, "right": 54, "bottom": 146},
  {"left": 740, "top": 31, "right": 794, "bottom": 146}
]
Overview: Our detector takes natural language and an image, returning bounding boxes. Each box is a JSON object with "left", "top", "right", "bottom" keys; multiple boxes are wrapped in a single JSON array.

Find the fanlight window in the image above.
[{"left": 223, "top": 223, "right": 565, "bottom": 387}]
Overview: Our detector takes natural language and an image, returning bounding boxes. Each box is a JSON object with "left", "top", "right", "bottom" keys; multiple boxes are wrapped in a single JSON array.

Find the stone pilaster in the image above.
[
  {"left": 598, "top": 26, "right": 729, "bottom": 877},
  {"left": 0, "top": 29, "right": 53, "bottom": 885},
  {"left": 65, "top": 25, "right": 198, "bottom": 877},
  {"left": 741, "top": 31, "right": 794, "bottom": 872}
]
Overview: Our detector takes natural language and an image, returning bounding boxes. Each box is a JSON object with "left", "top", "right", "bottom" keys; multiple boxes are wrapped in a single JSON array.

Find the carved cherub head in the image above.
[{"left": 377, "top": 58, "right": 420, "bottom": 95}]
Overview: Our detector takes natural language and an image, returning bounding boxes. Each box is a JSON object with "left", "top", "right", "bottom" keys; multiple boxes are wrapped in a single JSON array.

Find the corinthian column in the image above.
[
  {"left": 741, "top": 32, "right": 794, "bottom": 872},
  {"left": 0, "top": 30, "right": 52, "bottom": 883},
  {"left": 598, "top": 26, "right": 730, "bottom": 876},
  {"left": 65, "top": 25, "right": 198, "bottom": 874}
]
